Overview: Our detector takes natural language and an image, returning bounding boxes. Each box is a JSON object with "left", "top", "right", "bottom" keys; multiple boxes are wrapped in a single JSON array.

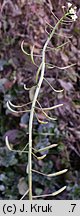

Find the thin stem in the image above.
[
  {"left": 20, "top": 189, "right": 29, "bottom": 200},
  {"left": 28, "top": 51, "right": 45, "bottom": 200}
]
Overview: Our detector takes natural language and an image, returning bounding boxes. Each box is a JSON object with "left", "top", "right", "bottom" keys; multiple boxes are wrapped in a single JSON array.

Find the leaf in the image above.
[
  {"left": 29, "top": 86, "right": 36, "bottom": 101},
  {"left": 18, "top": 177, "right": 28, "bottom": 195}
]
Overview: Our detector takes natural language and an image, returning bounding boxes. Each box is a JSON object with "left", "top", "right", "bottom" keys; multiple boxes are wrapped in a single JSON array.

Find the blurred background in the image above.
[{"left": 0, "top": 0, "right": 80, "bottom": 199}]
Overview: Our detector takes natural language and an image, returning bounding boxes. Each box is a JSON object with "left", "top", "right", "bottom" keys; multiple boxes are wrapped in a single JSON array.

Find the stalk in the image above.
[{"left": 28, "top": 13, "right": 69, "bottom": 200}]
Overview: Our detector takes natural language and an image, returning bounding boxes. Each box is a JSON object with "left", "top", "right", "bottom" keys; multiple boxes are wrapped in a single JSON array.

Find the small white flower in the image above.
[
  {"left": 62, "top": 5, "right": 66, "bottom": 9},
  {"left": 69, "top": 7, "right": 76, "bottom": 15},
  {"left": 71, "top": 13, "right": 77, "bottom": 21},
  {"left": 69, "top": 6, "right": 77, "bottom": 21},
  {"left": 74, "top": 6, "right": 77, "bottom": 10},
  {"left": 67, "top": 2, "right": 72, "bottom": 8}
]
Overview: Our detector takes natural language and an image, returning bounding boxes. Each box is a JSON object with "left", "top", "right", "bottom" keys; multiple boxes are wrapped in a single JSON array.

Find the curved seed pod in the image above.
[
  {"left": 31, "top": 45, "right": 39, "bottom": 66},
  {"left": 32, "top": 152, "right": 47, "bottom": 160},
  {"left": 7, "top": 101, "right": 30, "bottom": 113},
  {"left": 21, "top": 40, "right": 31, "bottom": 56},
  {"left": 37, "top": 100, "right": 57, "bottom": 121},
  {"left": 5, "top": 136, "right": 28, "bottom": 154},
  {"left": 8, "top": 100, "right": 32, "bottom": 108},
  {"left": 32, "top": 186, "right": 67, "bottom": 198},
  {"left": 47, "top": 41, "right": 70, "bottom": 51},
  {"left": 44, "top": 77, "right": 63, "bottom": 92},
  {"left": 33, "top": 143, "right": 58, "bottom": 153},
  {"left": 24, "top": 84, "right": 37, "bottom": 91},
  {"left": 35, "top": 111, "right": 48, "bottom": 124},
  {"left": 32, "top": 168, "right": 68, "bottom": 177},
  {"left": 47, "top": 169, "right": 68, "bottom": 177},
  {"left": 46, "top": 63, "right": 76, "bottom": 70}
]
